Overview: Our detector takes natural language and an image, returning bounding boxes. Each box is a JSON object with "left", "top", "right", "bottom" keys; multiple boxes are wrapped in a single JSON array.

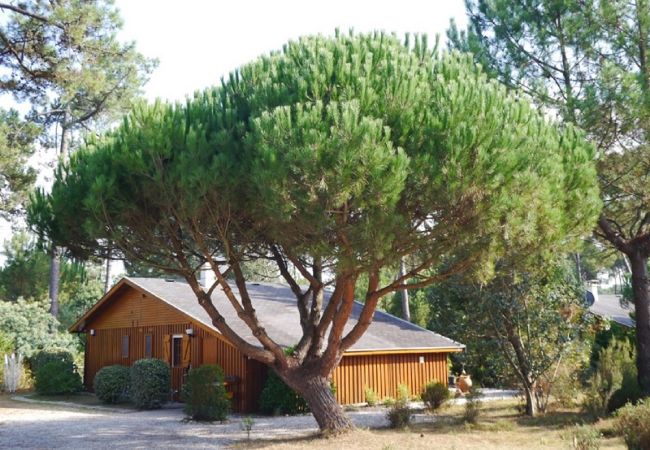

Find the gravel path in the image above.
[
  {"left": 0, "top": 389, "right": 519, "bottom": 449},
  {"left": 0, "top": 401, "right": 392, "bottom": 449}
]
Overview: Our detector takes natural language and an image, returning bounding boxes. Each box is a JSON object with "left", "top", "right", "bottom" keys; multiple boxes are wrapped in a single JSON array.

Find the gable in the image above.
[{"left": 85, "top": 284, "right": 191, "bottom": 329}]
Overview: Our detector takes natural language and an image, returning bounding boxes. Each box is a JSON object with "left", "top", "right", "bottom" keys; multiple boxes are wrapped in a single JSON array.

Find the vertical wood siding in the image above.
[
  {"left": 331, "top": 352, "right": 449, "bottom": 404},
  {"left": 82, "top": 284, "right": 452, "bottom": 411}
]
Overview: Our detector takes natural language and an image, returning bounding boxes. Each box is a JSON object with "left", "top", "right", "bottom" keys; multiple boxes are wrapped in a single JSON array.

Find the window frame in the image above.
[
  {"left": 171, "top": 334, "right": 183, "bottom": 367},
  {"left": 144, "top": 334, "right": 152, "bottom": 358},
  {"left": 121, "top": 335, "right": 129, "bottom": 359}
]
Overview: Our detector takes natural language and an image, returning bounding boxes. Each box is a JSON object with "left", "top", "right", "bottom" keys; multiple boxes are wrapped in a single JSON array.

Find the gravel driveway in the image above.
[{"left": 0, "top": 400, "right": 392, "bottom": 449}]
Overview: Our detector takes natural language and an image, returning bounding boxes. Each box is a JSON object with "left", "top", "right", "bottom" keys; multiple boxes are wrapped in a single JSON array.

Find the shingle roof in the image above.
[{"left": 124, "top": 277, "right": 464, "bottom": 353}]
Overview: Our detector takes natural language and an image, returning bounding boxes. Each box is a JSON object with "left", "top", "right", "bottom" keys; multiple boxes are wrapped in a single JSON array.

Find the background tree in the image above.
[
  {"left": 0, "top": 0, "right": 155, "bottom": 317},
  {"left": 0, "top": 108, "right": 39, "bottom": 221},
  {"left": 450, "top": 0, "right": 650, "bottom": 396},
  {"left": 30, "top": 33, "right": 600, "bottom": 433}
]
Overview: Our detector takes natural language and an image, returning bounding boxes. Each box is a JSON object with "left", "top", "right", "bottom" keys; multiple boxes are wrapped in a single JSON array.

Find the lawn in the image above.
[{"left": 238, "top": 400, "right": 626, "bottom": 449}]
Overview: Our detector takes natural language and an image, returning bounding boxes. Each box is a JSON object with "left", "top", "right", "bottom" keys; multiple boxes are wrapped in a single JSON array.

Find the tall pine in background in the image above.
[
  {"left": 449, "top": 0, "right": 650, "bottom": 396},
  {"left": 0, "top": 0, "right": 156, "bottom": 315}
]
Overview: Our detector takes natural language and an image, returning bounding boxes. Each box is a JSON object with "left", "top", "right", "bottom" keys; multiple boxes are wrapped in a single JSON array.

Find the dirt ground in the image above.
[{"left": 0, "top": 395, "right": 626, "bottom": 449}]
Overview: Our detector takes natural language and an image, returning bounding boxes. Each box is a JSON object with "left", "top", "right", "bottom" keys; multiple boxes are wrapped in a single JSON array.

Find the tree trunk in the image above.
[
  {"left": 399, "top": 258, "right": 410, "bottom": 322},
  {"left": 49, "top": 246, "right": 60, "bottom": 317},
  {"left": 287, "top": 372, "right": 353, "bottom": 433},
  {"left": 630, "top": 251, "right": 650, "bottom": 395},
  {"left": 522, "top": 381, "right": 537, "bottom": 417}
]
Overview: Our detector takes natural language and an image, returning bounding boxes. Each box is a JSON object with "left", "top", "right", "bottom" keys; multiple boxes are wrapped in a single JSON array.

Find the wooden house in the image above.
[{"left": 70, "top": 277, "right": 464, "bottom": 412}]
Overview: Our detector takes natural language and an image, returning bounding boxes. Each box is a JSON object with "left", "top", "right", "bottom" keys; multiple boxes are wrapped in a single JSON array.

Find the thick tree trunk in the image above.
[
  {"left": 630, "top": 252, "right": 650, "bottom": 395},
  {"left": 49, "top": 246, "right": 60, "bottom": 317},
  {"left": 287, "top": 372, "right": 353, "bottom": 433}
]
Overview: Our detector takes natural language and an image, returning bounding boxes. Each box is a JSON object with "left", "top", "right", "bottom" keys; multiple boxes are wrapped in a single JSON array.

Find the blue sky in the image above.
[{"left": 1, "top": 0, "right": 467, "bottom": 261}]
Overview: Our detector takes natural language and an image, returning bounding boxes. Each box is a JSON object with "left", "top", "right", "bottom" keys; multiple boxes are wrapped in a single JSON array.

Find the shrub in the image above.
[
  {"left": 259, "top": 370, "right": 308, "bottom": 415},
  {"left": 386, "top": 396, "right": 412, "bottom": 429},
  {"left": 463, "top": 387, "right": 482, "bottom": 424},
  {"left": 129, "top": 358, "right": 170, "bottom": 409},
  {"left": 28, "top": 348, "right": 75, "bottom": 375},
  {"left": 421, "top": 380, "right": 450, "bottom": 412},
  {"left": 181, "top": 364, "right": 230, "bottom": 421},
  {"left": 566, "top": 424, "right": 602, "bottom": 450},
  {"left": 34, "top": 359, "right": 82, "bottom": 395},
  {"left": 93, "top": 365, "right": 130, "bottom": 404},
  {"left": 397, "top": 383, "right": 410, "bottom": 402},
  {"left": 583, "top": 339, "right": 634, "bottom": 418},
  {"left": 383, "top": 396, "right": 396, "bottom": 407},
  {"left": 614, "top": 400, "right": 650, "bottom": 450},
  {"left": 364, "top": 386, "right": 378, "bottom": 406},
  {"left": 608, "top": 363, "right": 642, "bottom": 413}
]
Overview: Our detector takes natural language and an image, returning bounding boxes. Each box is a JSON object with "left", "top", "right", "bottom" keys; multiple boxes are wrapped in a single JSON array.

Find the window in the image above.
[
  {"left": 121, "top": 335, "right": 129, "bottom": 358},
  {"left": 171, "top": 335, "right": 182, "bottom": 367},
  {"left": 144, "top": 334, "right": 152, "bottom": 358}
]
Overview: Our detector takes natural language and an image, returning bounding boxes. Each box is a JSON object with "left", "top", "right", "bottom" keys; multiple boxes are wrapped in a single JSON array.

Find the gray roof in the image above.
[
  {"left": 588, "top": 293, "right": 635, "bottom": 328},
  {"left": 125, "top": 277, "right": 464, "bottom": 352}
]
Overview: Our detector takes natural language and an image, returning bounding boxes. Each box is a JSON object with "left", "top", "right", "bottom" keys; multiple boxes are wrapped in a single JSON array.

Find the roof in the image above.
[
  {"left": 73, "top": 277, "right": 464, "bottom": 353},
  {"left": 588, "top": 293, "right": 635, "bottom": 328}
]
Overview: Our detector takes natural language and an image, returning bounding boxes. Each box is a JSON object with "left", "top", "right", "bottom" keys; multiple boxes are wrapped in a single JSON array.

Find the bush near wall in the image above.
[
  {"left": 421, "top": 380, "right": 450, "bottom": 412},
  {"left": 181, "top": 364, "right": 230, "bottom": 421},
  {"left": 94, "top": 365, "right": 130, "bottom": 404},
  {"left": 34, "top": 359, "right": 82, "bottom": 395},
  {"left": 129, "top": 359, "right": 170, "bottom": 409},
  {"left": 259, "top": 371, "right": 309, "bottom": 415}
]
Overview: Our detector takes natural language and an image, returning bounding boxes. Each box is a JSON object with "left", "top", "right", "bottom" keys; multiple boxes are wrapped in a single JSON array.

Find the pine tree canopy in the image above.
[{"left": 30, "top": 30, "right": 600, "bottom": 321}]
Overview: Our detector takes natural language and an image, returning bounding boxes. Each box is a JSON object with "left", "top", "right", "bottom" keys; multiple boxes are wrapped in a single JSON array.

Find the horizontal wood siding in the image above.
[{"left": 332, "top": 352, "right": 448, "bottom": 404}]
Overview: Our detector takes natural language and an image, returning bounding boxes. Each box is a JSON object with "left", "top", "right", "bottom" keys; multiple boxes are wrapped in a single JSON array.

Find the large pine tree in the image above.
[{"left": 30, "top": 32, "right": 600, "bottom": 433}]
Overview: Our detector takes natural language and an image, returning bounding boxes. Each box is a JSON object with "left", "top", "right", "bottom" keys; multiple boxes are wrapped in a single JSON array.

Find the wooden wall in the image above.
[
  {"left": 332, "top": 352, "right": 449, "bottom": 404},
  {"left": 82, "top": 283, "right": 452, "bottom": 412}
]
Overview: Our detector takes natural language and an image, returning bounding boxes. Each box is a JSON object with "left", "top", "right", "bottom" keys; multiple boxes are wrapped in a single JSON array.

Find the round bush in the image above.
[
  {"left": 181, "top": 364, "right": 230, "bottom": 421},
  {"left": 259, "top": 371, "right": 308, "bottom": 415},
  {"left": 94, "top": 365, "right": 130, "bottom": 404},
  {"left": 421, "top": 380, "right": 450, "bottom": 412},
  {"left": 28, "top": 348, "right": 75, "bottom": 375},
  {"left": 129, "top": 358, "right": 170, "bottom": 409},
  {"left": 34, "top": 359, "right": 82, "bottom": 395},
  {"left": 614, "top": 399, "right": 650, "bottom": 450}
]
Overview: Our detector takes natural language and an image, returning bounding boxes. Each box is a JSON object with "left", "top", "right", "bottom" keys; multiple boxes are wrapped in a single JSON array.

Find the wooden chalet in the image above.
[{"left": 70, "top": 277, "right": 464, "bottom": 412}]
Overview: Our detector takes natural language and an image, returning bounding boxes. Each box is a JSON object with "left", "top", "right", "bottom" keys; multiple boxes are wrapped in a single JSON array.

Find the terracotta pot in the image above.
[{"left": 457, "top": 374, "right": 472, "bottom": 393}]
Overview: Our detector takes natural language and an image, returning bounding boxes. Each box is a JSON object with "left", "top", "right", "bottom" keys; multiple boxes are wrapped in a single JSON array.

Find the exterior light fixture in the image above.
[{"left": 186, "top": 328, "right": 194, "bottom": 336}]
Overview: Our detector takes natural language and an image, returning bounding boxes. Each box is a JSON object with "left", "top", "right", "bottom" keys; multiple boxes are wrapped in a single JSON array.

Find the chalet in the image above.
[{"left": 70, "top": 277, "right": 464, "bottom": 412}]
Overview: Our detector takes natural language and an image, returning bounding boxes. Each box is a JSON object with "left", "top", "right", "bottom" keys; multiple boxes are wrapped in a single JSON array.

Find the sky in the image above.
[{"left": 0, "top": 0, "right": 467, "bottom": 264}]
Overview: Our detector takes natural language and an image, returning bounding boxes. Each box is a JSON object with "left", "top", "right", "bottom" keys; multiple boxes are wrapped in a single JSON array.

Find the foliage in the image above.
[
  {"left": 129, "top": 359, "right": 170, "bottom": 410},
  {"left": 181, "top": 364, "right": 230, "bottom": 421},
  {"left": 0, "top": 109, "right": 39, "bottom": 220},
  {"left": 386, "top": 396, "right": 412, "bottom": 429},
  {"left": 241, "top": 416, "right": 255, "bottom": 440},
  {"left": 28, "top": 348, "right": 75, "bottom": 375},
  {"left": 452, "top": 0, "right": 650, "bottom": 396},
  {"left": 30, "top": 31, "right": 601, "bottom": 432},
  {"left": 584, "top": 339, "right": 636, "bottom": 418},
  {"left": 396, "top": 383, "right": 410, "bottom": 402},
  {"left": 3, "top": 353, "right": 23, "bottom": 393},
  {"left": 364, "top": 386, "right": 378, "bottom": 406},
  {"left": 93, "top": 365, "right": 130, "bottom": 404},
  {"left": 0, "top": 300, "right": 77, "bottom": 357},
  {"left": 463, "top": 387, "right": 482, "bottom": 424},
  {"left": 259, "top": 370, "right": 309, "bottom": 415},
  {"left": 566, "top": 424, "right": 602, "bottom": 450},
  {"left": 614, "top": 400, "right": 650, "bottom": 450},
  {"left": 421, "top": 380, "right": 450, "bottom": 412},
  {"left": 34, "top": 359, "right": 82, "bottom": 395}
]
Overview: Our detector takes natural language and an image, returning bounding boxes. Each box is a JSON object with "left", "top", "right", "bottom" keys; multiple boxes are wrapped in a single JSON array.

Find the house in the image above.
[{"left": 70, "top": 277, "right": 464, "bottom": 412}]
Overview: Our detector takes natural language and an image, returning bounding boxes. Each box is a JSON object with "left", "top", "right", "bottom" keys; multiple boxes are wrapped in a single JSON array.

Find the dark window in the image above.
[
  {"left": 121, "top": 335, "right": 129, "bottom": 358},
  {"left": 172, "top": 336, "right": 182, "bottom": 367},
  {"left": 144, "top": 335, "right": 152, "bottom": 358}
]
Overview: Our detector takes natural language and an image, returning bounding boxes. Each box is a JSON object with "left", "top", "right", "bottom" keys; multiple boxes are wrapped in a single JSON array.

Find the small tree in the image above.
[{"left": 30, "top": 32, "right": 600, "bottom": 433}]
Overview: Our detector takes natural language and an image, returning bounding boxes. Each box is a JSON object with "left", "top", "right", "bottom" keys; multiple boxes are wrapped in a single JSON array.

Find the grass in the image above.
[
  {"left": 16, "top": 391, "right": 135, "bottom": 410},
  {"left": 236, "top": 400, "right": 626, "bottom": 449}
]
